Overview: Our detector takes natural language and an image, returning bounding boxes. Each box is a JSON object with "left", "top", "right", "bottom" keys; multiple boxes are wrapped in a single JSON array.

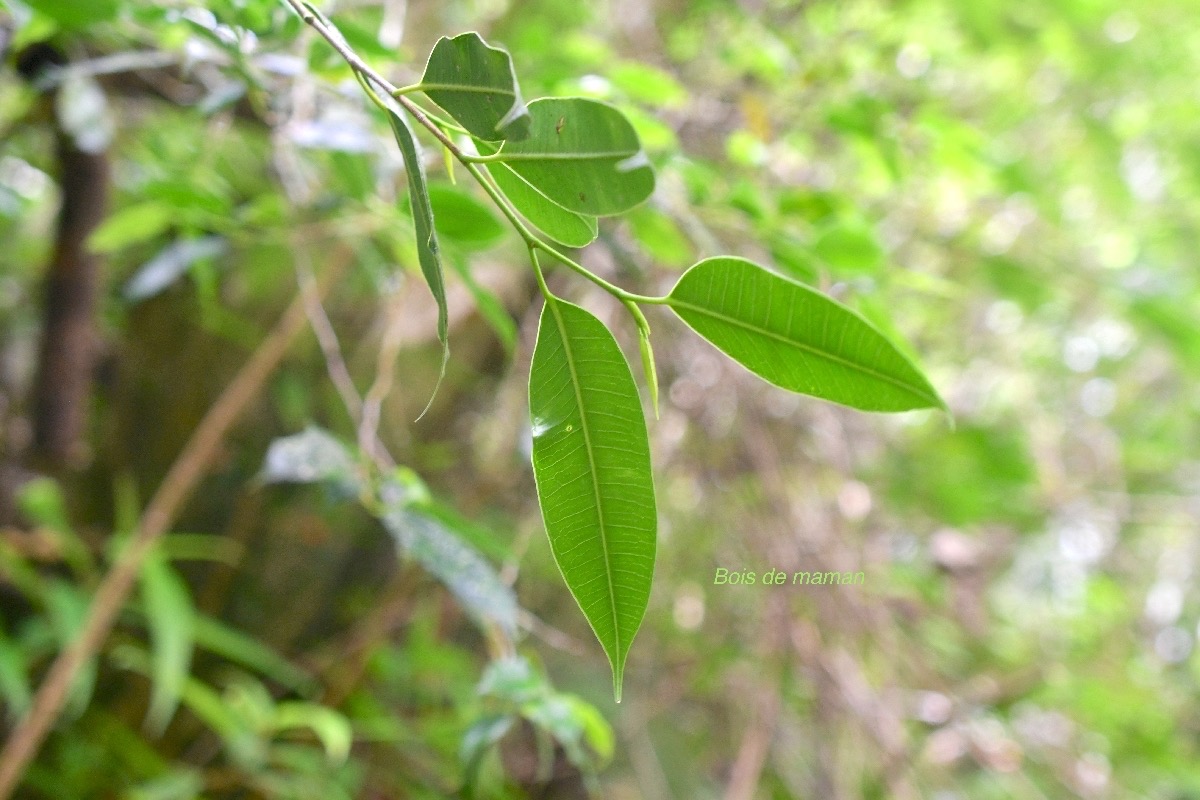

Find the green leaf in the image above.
[
  {"left": 528, "top": 296, "right": 656, "bottom": 702},
  {"left": 627, "top": 205, "right": 691, "bottom": 267},
  {"left": 273, "top": 702, "right": 353, "bottom": 763},
  {"left": 44, "top": 580, "right": 96, "bottom": 720},
  {"left": 140, "top": 552, "right": 195, "bottom": 736},
  {"left": 126, "top": 769, "right": 205, "bottom": 800},
  {"left": 88, "top": 202, "right": 172, "bottom": 254},
  {"left": 386, "top": 108, "right": 448, "bottom": 417},
  {"left": 25, "top": 0, "right": 119, "bottom": 29},
  {"left": 478, "top": 656, "right": 543, "bottom": 704},
  {"left": 812, "top": 222, "right": 884, "bottom": 275},
  {"left": 379, "top": 486, "right": 519, "bottom": 638},
  {"left": 608, "top": 62, "right": 688, "bottom": 109},
  {"left": 426, "top": 183, "right": 505, "bottom": 249},
  {"left": 419, "top": 32, "right": 530, "bottom": 141},
  {"left": 636, "top": 322, "right": 660, "bottom": 419},
  {"left": 260, "top": 427, "right": 361, "bottom": 495},
  {"left": 0, "top": 631, "right": 31, "bottom": 721},
  {"left": 460, "top": 714, "right": 514, "bottom": 789},
  {"left": 16, "top": 477, "right": 70, "bottom": 532},
  {"left": 449, "top": 256, "right": 517, "bottom": 354},
  {"left": 561, "top": 694, "right": 614, "bottom": 764},
  {"left": 666, "top": 257, "right": 944, "bottom": 412},
  {"left": 476, "top": 140, "right": 597, "bottom": 247},
  {"left": 124, "top": 236, "right": 228, "bottom": 302},
  {"left": 494, "top": 97, "right": 655, "bottom": 217},
  {"left": 191, "top": 615, "right": 316, "bottom": 694}
]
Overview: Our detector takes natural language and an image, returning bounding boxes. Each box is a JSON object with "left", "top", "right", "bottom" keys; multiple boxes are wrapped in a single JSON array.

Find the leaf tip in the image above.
[{"left": 414, "top": 345, "right": 450, "bottom": 422}]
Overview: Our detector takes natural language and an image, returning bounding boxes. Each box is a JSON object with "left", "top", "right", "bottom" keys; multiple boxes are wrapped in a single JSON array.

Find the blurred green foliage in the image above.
[{"left": 2, "top": 0, "right": 1200, "bottom": 797}]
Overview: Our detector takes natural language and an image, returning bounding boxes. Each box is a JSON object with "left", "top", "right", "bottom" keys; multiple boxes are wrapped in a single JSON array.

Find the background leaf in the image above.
[
  {"left": 43, "top": 581, "right": 97, "bottom": 720},
  {"left": 124, "top": 236, "right": 228, "bottom": 302},
  {"left": 667, "top": 257, "right": 944, "bottom": 412},
  {"left": 0, "top": 631, "right": 31, "bottom": 722},
  {"left": 260, "top": 427, "right": 361, "bottom": 495},
  {"left": 272, "top": 702, "right": 353, "bottom": 763},
  {"left": 190, "top": 616, "right": 316, "bottom": 694},
  {"left": 528, "top": 296, "right": 656, "bottom": 701},
  {"left": 24, "top": 0, "right": 119, "bottom": 31},
  {"left": 426, "top": 183, "right": 504, "bottom": 248},
  {"left": 139, "top": 552, "right": 195, "bottom": 736},
  {"left": 495, "top": 97, "right": 655, "bottom": 217},
  {"left": 812, "top": 222, "right": 884, "bottom": 275},
  {"left": 379, "top": 485, "right": 519, "bottom": 638},
  {"left": 419, "top": 32, "right": 530, "bottom": 141},
  {"left": 88, "top": 202, "right": 172, "bottom": 254}
]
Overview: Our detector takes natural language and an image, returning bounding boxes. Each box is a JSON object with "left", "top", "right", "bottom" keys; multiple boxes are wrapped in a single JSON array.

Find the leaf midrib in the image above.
[
  {"left": 420, "top": 82, "right": 515, "bottom": 96},
  {"left": 547, "top": 298, "right": 622, "bottom": 671},
  {"left": 498, "top": 150, "right": 639, "bottom": 162},
  {"left": 668, "top": 296, "right": 938, "bottom": 406}
]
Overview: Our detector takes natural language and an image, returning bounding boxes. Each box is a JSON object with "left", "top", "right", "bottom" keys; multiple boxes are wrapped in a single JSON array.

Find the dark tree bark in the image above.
[
  {"left": 16, "top": 44, "right": 110, "bottom": 470},
  {"left": 31, "top": 134, "right": 108, "bottom": 468}
]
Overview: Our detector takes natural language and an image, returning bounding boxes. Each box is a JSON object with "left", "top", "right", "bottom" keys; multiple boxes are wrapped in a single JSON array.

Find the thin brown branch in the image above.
[
  {"left": 357, "top": 289, "right": 407, "bottom": 467},
  {"left": 295, "top": 255, "right": 363, "bottom": 421},
  {"left": 0, "top": 249, "right": 352, "bottom": 800}
]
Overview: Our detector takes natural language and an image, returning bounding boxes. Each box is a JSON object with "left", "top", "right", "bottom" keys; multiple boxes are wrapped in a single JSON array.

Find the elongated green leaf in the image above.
[
  {"left": 0, "top": 631, "right": 31, "bottom": 721},
  {"left": 273, "top": 702, "right": 353, "bottom": 763},
  {"left": 528, "top": 296, "right": 656, "bottom": 702},
  {"left": 191, "top": 615, "right": 316, "bottom": 694},
  {"left": 379, "top": 486, "right": 519, "bottom": 638},
  {"left": 419, "top": 32, "right": 530, "bottom": 141},
  {"left": 460, "top": 714, "right": 514, "bottom": 790},
  {"left": 44, "top": 580, "right": 96, "bottom": 720},
  {"left": 495, "top": 98, "right": 655, "bottom": 217},
  {"left": 813, "top": 222, "right": 884, "bottom": 275},
  {"left": 386, "top": 108, "right": 448, "bottom": 415},
  {"left": 476, "top": 139, "right": 597, "bottom": 247},
  {"left": 667, "top": 257, "right": 944, "bottom": 411},
  {"left": 260, "top": 427, "right": 362, "bottom": 495},
  {"left": 127, "top": 768, "right": 205, "bottom": 800},
  {"left": 26, "top": 0, "right": 119, "bottom": 29},
  {"left": 140, "top": 551, "right": 195, "bottom": 736},
  {"left": 124, "top": 236, "right": 228, "bottom": 302},
  {"left": 636, "top": 322, "right": 660, "bottom": 419},
  {"left": 109, "top": 645, "right": 255, "bottom": 762},
  {"left": 88, "top": 201, "right": 172, "bottom": 254}
]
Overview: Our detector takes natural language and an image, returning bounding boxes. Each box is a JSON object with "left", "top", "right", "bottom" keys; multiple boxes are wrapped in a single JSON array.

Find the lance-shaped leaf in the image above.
[
  {"left": 494, "top": 98, "right": 655, "bottom": 217},
  {"left": 140, "top": 551, "right": 195, "bottom": 736},
  {"left": 260, "top": 427, "right": 362, "bottom": 495},
  {"left": 529, "top": 296, "right": 656, "bottom": 701},
  {"left": 379, "top": 502, "right": 520, "bottom": 639},
  {"left": 667, "top": 257, "right": 945, "bottom": 411},
  {"left": 387, "top": 108, "right": 448, "bottom": 414},
  {"left": 420, "top": 32, "right": 530, "bottom": 141},
  {"left": 380, "top": 475, "right": 518, "bottom": 637},
  {"left": 476, "top": 139, "right": 597, "bottom": 247}
]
